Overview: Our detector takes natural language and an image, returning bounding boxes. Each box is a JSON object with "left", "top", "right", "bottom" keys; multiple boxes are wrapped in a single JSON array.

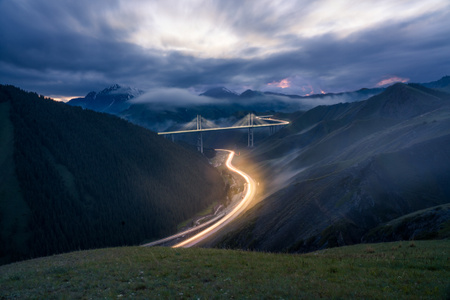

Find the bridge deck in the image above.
[{"left": 158, "top": 122, "right": 288, "bottom": 135}]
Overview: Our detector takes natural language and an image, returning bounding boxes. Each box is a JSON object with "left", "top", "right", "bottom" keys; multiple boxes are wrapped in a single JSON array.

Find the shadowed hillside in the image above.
[
  {"left": 0, "top": 85, "right": 225, "bottom": 265},
  {"left": 421, "top": 75, "right": 450, "bottom": 93},
  {"left": 215, "top": 83, "right": 450, "bottom": 252}
]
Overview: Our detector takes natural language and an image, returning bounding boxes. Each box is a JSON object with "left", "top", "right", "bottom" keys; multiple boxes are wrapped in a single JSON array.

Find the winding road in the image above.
[{"left": 142, "top": 149, "right": 256, "bottom": 248}]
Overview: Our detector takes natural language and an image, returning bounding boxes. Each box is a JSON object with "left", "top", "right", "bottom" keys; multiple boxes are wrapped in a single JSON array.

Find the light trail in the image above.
[
  {"left": 141, "top": 212, "right": 225, "bottom": 247},
  {"left": 172, "top": 149, "right": 256, "bottom": 248}
]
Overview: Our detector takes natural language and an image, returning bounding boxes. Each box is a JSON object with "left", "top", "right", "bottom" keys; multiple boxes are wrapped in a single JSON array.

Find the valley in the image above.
[
  {"left": 2, "top": 79, "right": 450, "bottom": 264},
  {"left": 173, "top": 149, "right": 257, "bottom": 248},
  {"left": 141, "top": 149, "right": 254, "bottom": 247},
  {"left": 1, "top": 78, "right": 449, "bottom": 298},
  {"left": 63, "top": 78, "right": 450, "bottom": 255},
  {"left": 2, "top": 1, "right": 450, "bottom": 297}
]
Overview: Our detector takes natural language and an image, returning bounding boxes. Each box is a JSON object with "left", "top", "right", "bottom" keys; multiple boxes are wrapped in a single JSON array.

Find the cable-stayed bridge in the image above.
[{"left": 158, "top": 114, "right": 289, "bottom": 153}]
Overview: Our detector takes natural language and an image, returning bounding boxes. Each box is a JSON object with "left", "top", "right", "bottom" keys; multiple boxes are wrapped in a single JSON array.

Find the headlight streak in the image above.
[{"left": 172, "top": 149, "right": 256, "bottom": 248}]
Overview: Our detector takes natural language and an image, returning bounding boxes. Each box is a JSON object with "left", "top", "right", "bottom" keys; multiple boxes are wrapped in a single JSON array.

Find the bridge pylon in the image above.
[
  {"left": 197, "top": 115, "right": 203, "bottom": 153},
  {"left": 248, "top": 113, "right": 254, "bottom": 147},
  {"left": 248, "top": 128, "right": 254, "bottom": 147}
]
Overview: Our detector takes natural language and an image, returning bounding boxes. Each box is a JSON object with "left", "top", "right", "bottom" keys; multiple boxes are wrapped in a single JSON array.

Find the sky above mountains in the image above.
[{"left": 1, "top": 0, "right": 449, "bottom": 101}]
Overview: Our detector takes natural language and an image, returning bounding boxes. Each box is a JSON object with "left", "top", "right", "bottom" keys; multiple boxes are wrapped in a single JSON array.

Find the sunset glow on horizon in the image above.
[
  {"left": 376, "top": 76, "right": 410, "bottom": 87},
  {"left": 268, "top": 78, "right": 291, "bottom": 89}
]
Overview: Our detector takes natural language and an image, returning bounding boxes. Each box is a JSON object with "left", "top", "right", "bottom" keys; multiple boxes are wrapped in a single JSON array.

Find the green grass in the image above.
[{"left": 1, "top": 240, "right": 449, "bottom": 299}]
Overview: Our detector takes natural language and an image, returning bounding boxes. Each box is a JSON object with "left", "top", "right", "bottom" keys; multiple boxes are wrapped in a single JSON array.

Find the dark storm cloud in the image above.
[
  {"left": 0, "top": 0, "right": 132, "bottom": 95},
  {"left": 238, "top": 10, "right": 450, "bottom": 92},
  {"left": 213, "top": 0, "right": 314, "bottom": 38},
  {"left": 0, "top": 0, "right": 449, "bottom": 98}
]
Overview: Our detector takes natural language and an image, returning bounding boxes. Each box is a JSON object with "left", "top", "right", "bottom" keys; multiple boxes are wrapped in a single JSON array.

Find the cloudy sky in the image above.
[{"left": 1, "top": 0, "right": 449, "bottom": 100}]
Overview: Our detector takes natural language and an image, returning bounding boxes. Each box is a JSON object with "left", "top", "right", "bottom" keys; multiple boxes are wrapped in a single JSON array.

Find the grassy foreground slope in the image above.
[{"left": 1, "top": 240, "right": 449, "bottom": 299}]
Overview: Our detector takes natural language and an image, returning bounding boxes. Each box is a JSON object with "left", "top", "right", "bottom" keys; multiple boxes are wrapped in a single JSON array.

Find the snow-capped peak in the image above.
[
  {"left": 221, "top": 87, "right": 238, "bottom": 95},
  {"left": 99, "top": 84, "right": 144, "bottom": 98}
]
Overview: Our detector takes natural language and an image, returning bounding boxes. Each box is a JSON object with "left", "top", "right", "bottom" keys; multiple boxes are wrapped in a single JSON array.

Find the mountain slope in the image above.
[
  {"left": 215, "top": 83, "right": 450, "bottom": 252},
  {"left": 364, "top": 203, "right": 450, "bottom": 242},
  {"left": 0, "top": 85, "right": 225, "bottom": 265},
  {"left": 421, "top": 75, "right": 450, "bottom": 93}
]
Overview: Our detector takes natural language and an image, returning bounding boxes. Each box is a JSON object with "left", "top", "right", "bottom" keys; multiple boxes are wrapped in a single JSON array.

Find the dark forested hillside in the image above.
[
  {"left": 0, "top": 85, "right": 225, "bottom": 265},
  {"left": 215, "top": 83, "right": 450, "bottom": 252}
]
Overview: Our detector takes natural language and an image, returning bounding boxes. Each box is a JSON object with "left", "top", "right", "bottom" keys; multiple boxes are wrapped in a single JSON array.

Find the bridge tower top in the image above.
[{"left": 196, "top": 115, "right": 202, "bottom": 130}]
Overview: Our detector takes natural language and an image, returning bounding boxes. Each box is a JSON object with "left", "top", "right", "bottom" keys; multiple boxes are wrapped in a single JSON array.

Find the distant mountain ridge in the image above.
[
  {"left": 199, "top": 87, "right": 239, "bottom": 98},
  {"left": 200, "top": 86, "right": 384, "bottom": 103},
  {"left": 67, "top": 83, "right": 386, "bottom": 134},
  {"left": 68, "top": 77, "right": 449, "bottom": 115},
  {"left": 66, "top": 76, "right": 448, "bottom": 144},
  {"left": 420, "top": 75, "right": 450, "bottom": 93},
  {"left": 68, "top": 84, "right": 386, "bottom": 117}
]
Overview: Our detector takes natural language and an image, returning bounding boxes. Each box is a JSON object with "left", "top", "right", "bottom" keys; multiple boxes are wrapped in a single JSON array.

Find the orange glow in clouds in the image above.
[
  {"left": 376, "top": 76, "right": 409, "bottom": 87},
  {"left": 303, "top": 84, "right": 314, "bottom": 96},
  {"left": 268, "top": 78, "right": 290, "bottom": 88}
]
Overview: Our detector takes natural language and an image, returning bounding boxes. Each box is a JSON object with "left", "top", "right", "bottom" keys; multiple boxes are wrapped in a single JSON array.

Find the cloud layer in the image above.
[
  {"left": 1, "top": 0, "right": 449, "bottom": 99},
  {"left": 131, "top": 88, "right": 220, "bottom": 108}
]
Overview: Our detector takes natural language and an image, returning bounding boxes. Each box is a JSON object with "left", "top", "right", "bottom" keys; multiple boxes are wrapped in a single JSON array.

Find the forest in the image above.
[{"left": 0, "top": 85, "right": 226, "bottom": 265}]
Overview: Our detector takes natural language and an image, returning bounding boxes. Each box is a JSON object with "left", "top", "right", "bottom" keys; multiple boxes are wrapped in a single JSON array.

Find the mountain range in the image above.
[
  {"left": 67, "top": 84, "right": 385, "bottom": 134},
  {"left": 67, "top": 76, "right": 449, "bottom": 138}
]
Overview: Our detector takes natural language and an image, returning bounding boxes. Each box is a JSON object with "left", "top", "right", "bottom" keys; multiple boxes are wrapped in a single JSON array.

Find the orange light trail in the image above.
[{"left": 172, "top": 149, "right": 256, "bottom": 248}]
